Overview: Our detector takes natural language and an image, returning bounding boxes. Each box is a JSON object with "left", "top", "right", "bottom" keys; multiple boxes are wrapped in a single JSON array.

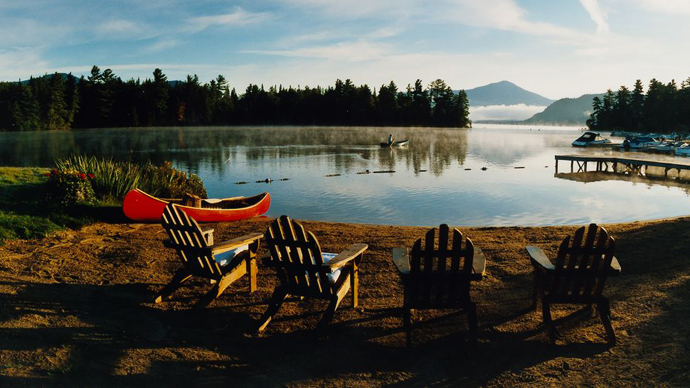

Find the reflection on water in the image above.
[{"left": 2, "top": 125, "right": 690, "bottom": 226}]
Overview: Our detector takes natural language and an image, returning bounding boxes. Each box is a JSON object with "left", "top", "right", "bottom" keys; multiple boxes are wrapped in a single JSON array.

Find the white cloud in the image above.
[
  {"left": 279, "top": 0, "right": 419, "bottom": 19},
  {"left": 579, "top": 0, "right": 609, "bottom": 33},
  {"left": 0, "top": 47, "right": 51, "bottom": 80},
  {"left": 188, "top": 7, "right": 273, "bottom": 32},
  {"left": 95, "top": 19, "right": 155, "bottom": 40},
  {"left": 447, "top": 0, "right": 593, "bottom": 44},
  {"left": 0, "top": 18, "right": 73, "bottom": 46},
  {"left": 244, "top": 40, "right": 391, "bottom": 62},
  {"left": 636, "top": 0, "right": 690, "bottom": 15},
  {"left": 142, "top": 39, "right": 180, "bottom": 54}
]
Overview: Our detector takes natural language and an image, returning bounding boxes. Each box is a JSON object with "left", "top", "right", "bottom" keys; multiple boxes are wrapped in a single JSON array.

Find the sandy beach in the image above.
[{"left": 1, "top": 216, "right": 689, "bottom": 386}]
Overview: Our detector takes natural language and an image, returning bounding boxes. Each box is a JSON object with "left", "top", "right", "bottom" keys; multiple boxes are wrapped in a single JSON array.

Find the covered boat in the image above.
[
  {"left": 621, "top": 136, "right": 662, "bottom": 150},
  {"left": 380, "top": 139, "right": 409, "bottom": 147},
  {"left": 123, "top": 188, "right": 271, "bottom": 222},
  {"left": 572, "top": 131, "right": 611, "bottom": 147},
  {"left": 676, "top": 143, "right": 690, "bottom": 156}
]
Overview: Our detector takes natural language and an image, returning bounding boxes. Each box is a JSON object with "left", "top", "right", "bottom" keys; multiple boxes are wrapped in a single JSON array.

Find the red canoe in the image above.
[{"left": 122, "top": 188, "right": 271, "bottom": 222}]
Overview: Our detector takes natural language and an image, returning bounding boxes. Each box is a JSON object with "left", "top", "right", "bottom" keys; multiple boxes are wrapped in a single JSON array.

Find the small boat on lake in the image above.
[
  {"left": 380, "top": 139, "right": 409, "bottom": 147},
  {"left": 123, "top": 188, "right": 271, "bottom": 222},
  {"left": 572, "top": 131, "right": 611, "bottom": 147}
]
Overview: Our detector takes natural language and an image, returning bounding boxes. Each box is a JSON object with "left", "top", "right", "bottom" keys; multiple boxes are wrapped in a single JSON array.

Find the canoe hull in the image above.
[
  {"left": 380, "top": 139, "right": 409, "bottom": 147},
  {"left": 123, "top": 188, "right": 271, "bottom": 223}
]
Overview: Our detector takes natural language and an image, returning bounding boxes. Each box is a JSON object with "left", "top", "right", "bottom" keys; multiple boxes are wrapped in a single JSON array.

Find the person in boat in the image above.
[{"left": 388, "top": 134, "right": 394, "bottom": 146}]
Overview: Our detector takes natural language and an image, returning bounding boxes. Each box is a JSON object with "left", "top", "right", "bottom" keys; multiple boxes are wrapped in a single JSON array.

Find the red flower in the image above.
[
  {"left": 87, "top": 173, "right": 94, "bottom": 179},
  {"left": 79, "top": 172, "right": 86, "bottom": 181},
  {"left": 51, "top": 169, "right": 58, "bottom": 175},
  {"left": 45, "top": 172, "right": 51, "bottom": 177}
]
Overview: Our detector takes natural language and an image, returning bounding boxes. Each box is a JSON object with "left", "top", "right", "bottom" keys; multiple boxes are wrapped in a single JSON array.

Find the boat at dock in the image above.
[
  {"left": 621, "top": 136, "right": 663, "bottom": 150},
  {"left": 571, "top": 131, "right": 612, "bottom": 147},
  {"left": 676, "top": 143, "right": 690, "bottom": 156},
  {"left": 123, "top": 188, "right": 271, "bottom": 222}
]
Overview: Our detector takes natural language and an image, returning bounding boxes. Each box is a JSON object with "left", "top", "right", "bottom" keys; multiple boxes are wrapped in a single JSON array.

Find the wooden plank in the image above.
[
  {"left": 435, "top": 224, "right": 449, "bottom": 302},
  {"left": 422, "top": 227, "right": 436, "bottom": 304},
  {"left": 392, "top": 247, "right": 410, "bottom": 274}
]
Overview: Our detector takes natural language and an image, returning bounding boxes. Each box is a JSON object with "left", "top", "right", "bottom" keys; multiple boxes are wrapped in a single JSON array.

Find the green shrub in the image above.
[{"left": 46, "top": 168, "right": 96, "bottom": 206}]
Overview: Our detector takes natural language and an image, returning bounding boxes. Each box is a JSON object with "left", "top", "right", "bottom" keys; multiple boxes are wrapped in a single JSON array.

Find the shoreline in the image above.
[{"left": 1, "top": 215, "right": 689, "bottom": 385}]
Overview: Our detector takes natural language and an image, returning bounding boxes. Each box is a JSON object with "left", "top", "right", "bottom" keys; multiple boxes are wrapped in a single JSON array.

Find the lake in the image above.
[{"left": 2, "top": 125, "right": 690, "bottom": 226}]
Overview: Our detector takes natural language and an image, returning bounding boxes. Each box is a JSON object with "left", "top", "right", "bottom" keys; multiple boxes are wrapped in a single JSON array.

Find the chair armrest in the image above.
[
  {"left": 324, "top": 243, "right": 368, "bottom": 269},
  {"left": 472, "top": 247, "right": 487, "bottom": 280},
  {"left": 609, "top": 256, "right": 621, "bottom": 275},
  {"left": 526, "top": 246, "right": 554, "bottom": 271},
  {"left": 392, "top": 247, "right": 410, "bottom": 275},
  {"left": 211, "top": 233, "right": 263, "bottom": 254},
  {"left": 201, "top": 227, "right": 214, "bottom": 245}
]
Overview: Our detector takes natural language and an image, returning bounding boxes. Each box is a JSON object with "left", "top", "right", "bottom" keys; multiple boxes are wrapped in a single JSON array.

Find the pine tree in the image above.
[{"left": 630, "top": 80, "right": 645, "bottom": 130}]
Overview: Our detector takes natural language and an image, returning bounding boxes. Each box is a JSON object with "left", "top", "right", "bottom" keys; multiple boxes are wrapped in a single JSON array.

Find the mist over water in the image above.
[{"left": 2, "top": 124, "right": 690, "bottom": 226}]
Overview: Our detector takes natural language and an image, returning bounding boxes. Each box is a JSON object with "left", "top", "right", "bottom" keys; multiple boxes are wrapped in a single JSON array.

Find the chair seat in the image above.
[
  {"left": 213, "top": 245, "right": 249, "bottom": 267},
  {"left": 321, "top": 253, "right": 342, "bottom": 284}
]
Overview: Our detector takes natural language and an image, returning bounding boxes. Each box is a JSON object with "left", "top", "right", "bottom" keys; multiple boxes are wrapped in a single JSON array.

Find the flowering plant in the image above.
[{"left": 46, "top": 168, "right": 96, "bottom": 206}]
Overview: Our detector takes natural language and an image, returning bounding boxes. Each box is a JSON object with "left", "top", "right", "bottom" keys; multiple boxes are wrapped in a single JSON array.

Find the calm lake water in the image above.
[{"left": 2, "top": 125, "right": 690, "bottom": 226}]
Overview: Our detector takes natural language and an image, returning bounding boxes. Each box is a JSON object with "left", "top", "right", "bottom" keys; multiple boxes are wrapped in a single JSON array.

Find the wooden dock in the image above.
[{"left": 555, "top": 155, "right": 690, "bottom": 178}]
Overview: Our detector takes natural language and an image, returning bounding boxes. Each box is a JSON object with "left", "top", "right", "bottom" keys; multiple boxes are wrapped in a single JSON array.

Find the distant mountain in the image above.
[
  {"left": 463, "top": 80, "right": 554, "bottom": 107},
  {"left": 524, "top": 93, "right": 603, "bottom": 125},
  {"left": 18, "top": 73, "right": 71, "bottom": 84}
]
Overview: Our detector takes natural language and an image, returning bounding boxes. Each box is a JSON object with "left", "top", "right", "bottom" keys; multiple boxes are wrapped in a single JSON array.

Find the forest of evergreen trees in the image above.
[
  {"left": 0, "top": 66, "right": 471, "bottom": 131},
  {"left": 587, "top": 78, "right": 690, "bottom": 133}
]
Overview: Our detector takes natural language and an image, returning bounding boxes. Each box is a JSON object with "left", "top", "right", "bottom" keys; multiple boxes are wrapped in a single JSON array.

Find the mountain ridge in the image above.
[
  {"left": 523, "top": 93, "right": 603, "bottom": 125},
  {"left": 462, "top": 80, "right": 554, "bottom": 107}
]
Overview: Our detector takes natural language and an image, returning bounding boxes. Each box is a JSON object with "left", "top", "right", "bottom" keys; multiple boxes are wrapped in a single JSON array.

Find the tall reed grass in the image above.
[{"left": 54, "top": 156, "right": 206, "bottom": 201}]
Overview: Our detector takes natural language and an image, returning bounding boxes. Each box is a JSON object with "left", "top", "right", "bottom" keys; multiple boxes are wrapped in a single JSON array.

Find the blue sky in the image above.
[{"left": 1, "top": 0, "right": 689, "bottom": 99}]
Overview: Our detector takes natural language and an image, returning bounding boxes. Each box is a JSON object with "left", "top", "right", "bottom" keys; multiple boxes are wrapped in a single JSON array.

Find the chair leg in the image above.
[
  {"left": 317, "top": 298, "right": 339, "bottom": 333},
  {"left": 256, "top": 288, "right": 288, "bottom": 333},
  {"left": 531, "top": 271, "right": 540, "bottom": 310},
  {"left": 598, "top": 298, "right": 616, "bottom": 345},
  {"left": 350, "top": 262, "right": 359, "bottom": 308},
  {"left": 403, "top": 307, "right": 412, "bottom": 347},
  {"left": 154, "top": 268, "right": 192, "bottom": 303},
  {"left": 542, "top": 298, "right": 556, "bottom": 344},
  {"left": 195, "top": 273, "right": 234, "bottom": 309},
  {"left": 248, "top": 257, "right": 258, "bottom": 293},
  {"left": 466, "top": 302, "right": 478, "bottom": 341}
]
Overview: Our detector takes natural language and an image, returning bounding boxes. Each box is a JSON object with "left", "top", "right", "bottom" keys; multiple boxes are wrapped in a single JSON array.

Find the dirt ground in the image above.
[{"left": 0, "top": 216, "right": 689, "bottom": 387}]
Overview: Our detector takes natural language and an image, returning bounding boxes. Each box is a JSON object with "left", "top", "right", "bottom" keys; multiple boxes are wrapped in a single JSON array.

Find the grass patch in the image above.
[
  {"left": 0, "top": 167, "right": 109, "bottom": 244},
  {"left": 0, "top": 158, "right": 207, "bottom": 244}
]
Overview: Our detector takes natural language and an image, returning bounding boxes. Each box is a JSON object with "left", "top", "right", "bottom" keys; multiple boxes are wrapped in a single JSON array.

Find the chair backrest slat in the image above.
[
  {"left": 266, "top": 216, "right": 332, "bottom": 296},
  {"left": 162, "top": 204, "right": 221, "bottom": 279},
  {"left": 547, "top": 224, "right": 615, "bottom": 302},
  {"left": 408, "top": 225, "right": 474, "bottom": 306}
]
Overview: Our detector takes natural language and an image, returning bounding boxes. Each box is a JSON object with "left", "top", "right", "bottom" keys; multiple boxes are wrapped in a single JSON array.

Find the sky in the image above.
[{"left": 1, "top": 0, "right": 690, "bottom": 100}]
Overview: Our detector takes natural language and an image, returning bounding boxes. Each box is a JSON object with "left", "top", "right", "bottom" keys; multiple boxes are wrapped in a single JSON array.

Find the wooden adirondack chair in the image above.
[
  {"left": 526, "top": 223, "right": 621, "bottom": 344},
  {"left": 392, "top": 224, "right": 486, "bottom": 346},
  {"left": 155, "top": 203, "right": 263, "bottom": 308},
  {"left": 257, "top": 216, "right": 368, "bottom": 333}
]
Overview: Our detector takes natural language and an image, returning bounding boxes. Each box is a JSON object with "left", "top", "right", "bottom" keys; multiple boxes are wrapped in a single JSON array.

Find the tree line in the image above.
[
  {"left": 587, "top": 78, "right": 690, "bottom": 133},
  {"left": 0, "top": 66, "right": 471, "bottom": 131}
]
